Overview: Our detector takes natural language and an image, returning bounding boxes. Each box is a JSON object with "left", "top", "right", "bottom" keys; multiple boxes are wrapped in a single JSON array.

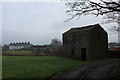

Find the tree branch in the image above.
[{"left": 65, "top": 0, "right": 120, "bottom": 24}]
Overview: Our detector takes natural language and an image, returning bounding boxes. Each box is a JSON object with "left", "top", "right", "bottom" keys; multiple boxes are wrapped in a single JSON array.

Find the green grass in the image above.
[
  {"left": 0, "top": 56, "right": 2, "bottom": 79},
  {"left": 2, "top": 56, "right": 89, "bottom": 78},
  {"left": 3, "top": 50, "right": 33, "bottom": 55}
]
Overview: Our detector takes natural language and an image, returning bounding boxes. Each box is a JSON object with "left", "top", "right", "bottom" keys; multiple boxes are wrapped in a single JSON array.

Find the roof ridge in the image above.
[{"left": 71, "top": 24, "right": 99, "bottom": 29}]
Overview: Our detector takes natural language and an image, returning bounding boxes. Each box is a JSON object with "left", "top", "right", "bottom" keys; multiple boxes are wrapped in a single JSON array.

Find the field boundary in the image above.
[{"left": 2, "top": 53, "right": 52, "bottom": 56}]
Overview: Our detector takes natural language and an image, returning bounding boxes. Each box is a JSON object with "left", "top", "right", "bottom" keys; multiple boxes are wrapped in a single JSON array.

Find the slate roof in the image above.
[
  {"left": 9, "top": 42, "right": 32, "bottom": 46},
  {"left": 64, "top": 24, "right": 100, "bottom": 33}
]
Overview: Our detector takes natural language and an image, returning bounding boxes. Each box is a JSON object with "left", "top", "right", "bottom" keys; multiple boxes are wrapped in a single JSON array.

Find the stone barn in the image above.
[{"left": 63, "top": 24, "right": 108, "bottom": 60}]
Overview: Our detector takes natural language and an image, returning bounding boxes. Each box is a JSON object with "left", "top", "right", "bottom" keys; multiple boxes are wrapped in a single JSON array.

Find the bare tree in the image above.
[{"left": 65, "top": 0, "right": 120, "bottom": 26}]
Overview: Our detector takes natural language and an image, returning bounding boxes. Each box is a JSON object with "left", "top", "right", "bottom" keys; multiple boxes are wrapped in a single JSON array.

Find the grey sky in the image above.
[
  {"left": 0, "top": 2, "right": 2, "bottom": 45},
  {"left": 2, "top": 2, "right": 118, "bottom": 45}
]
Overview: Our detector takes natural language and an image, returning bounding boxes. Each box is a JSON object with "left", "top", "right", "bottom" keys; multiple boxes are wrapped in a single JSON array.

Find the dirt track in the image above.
[
  {"left": 48, "top": 60, "right": 120, "bottom": 80},
  {"left": 84, "top": 62, "right": 120, "bottom": 79}
]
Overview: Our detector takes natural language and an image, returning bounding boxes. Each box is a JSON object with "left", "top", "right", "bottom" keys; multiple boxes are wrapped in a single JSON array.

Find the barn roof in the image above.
[{"left": 64, "top": 24, "right": 100, "bottom": 33}]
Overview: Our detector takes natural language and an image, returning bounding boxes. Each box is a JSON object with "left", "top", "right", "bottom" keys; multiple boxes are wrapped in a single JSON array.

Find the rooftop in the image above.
[{"left": 64, "top": 24, "right": 100, "bottom": 33}]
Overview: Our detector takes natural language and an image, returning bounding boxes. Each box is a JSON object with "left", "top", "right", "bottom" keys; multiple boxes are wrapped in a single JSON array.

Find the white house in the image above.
[{"left": 9, "top": 42, "right": 32, "bottom": 50}]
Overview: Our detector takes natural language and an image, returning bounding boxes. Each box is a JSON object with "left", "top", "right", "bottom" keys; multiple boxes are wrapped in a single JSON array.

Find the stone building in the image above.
[{"left": 63, "top": 24, "right": 108, "bottom": 60}]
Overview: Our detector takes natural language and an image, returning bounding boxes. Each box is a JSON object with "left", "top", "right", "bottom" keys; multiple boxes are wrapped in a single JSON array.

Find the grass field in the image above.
[
  {"left": 3, "top": 50, "right": 33, "bottom": 55},
  {"left": 2, "top": 56, "right": 89, "bottom": 78},
  {"left": 0, "top": 56, "right": 1, "bottom": 79}
]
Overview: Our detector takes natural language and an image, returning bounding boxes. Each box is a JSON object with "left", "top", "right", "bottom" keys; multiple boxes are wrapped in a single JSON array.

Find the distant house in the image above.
[
  {"left": 9, "top": 42, "right": 32, "bottom": 50},
  {"left": 31, "top": 45, "right": 51, "bottom": 53},
  {"left": 50, "top": 38, "right": 62, "bottom": 47},
  {"left": 63, "top": 24, "right": 108, "bottom": 60},
  {"left": 108, "top": 42, "right": 120, "bottom": 51},
  {"left": 2, "top": 44, "right": 9, "bottom": 51}
]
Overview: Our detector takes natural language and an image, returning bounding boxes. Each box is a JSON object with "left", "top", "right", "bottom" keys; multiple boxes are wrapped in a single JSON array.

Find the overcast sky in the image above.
[{"left": 2, "top": 2, "right": 118, "bottom": 45}]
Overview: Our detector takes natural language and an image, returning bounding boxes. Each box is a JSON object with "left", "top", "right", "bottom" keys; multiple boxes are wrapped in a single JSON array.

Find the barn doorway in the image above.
[
  {"left": 81, "top": 48, "right": 87, "bottom": 61},
  {"left": 71, "top": 49, "right": 75, "bottom": 56}
]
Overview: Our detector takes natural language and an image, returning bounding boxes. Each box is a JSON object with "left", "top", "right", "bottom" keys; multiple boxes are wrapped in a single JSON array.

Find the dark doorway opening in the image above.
[
  {"left": 81, "top": 48, "right": 87, "bottom": 61},
  {"left": 71, "top": 49, "right": 75, "bottom": 56}
]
